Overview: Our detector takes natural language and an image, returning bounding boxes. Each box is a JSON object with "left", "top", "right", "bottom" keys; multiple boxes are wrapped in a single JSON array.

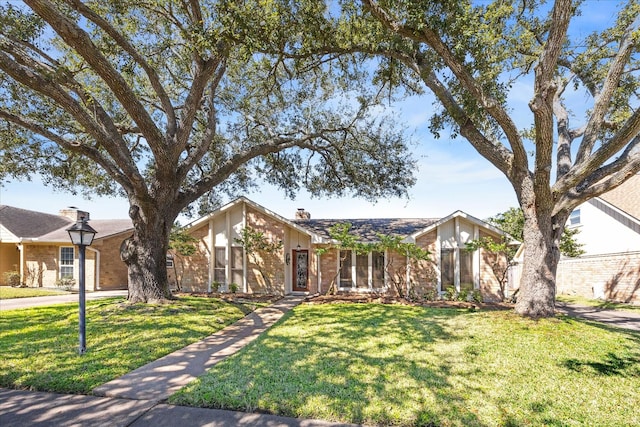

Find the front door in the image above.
[{"left": 292, "top": 250, "right": 309, "bottom": 292}]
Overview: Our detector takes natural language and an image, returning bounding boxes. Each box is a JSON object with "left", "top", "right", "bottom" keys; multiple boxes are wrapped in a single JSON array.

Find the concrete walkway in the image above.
[
  {"left": 556, "top": 302, "right": 640, "bottom": 331},
  {"left": 0, "top": 290, "right": 128, "bottom": 310},
  {"left": 94, "top": 296, "right": 304, "bottom": 401},
  {"left": 1, "top": 295, "right": 359, "bottom": 426}
]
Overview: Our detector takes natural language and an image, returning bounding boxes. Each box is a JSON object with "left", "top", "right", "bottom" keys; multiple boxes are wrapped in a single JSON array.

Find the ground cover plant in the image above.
[
  {"left": 0, "top": 295, "right": 270, "bottom": 393},
  {"left": 557, "top": 294, "right": 640, "bottom": 313},
  {"left": 172, "top": 303, "right": 640, "bottom": 427},
  {"left": 0, "top": 286, "right": 68, "bottom": 299}
]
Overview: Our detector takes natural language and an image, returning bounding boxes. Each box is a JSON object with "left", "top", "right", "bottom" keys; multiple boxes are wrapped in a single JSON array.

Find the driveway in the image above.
[
  {"left": 0, "top": 290, "right": 127, "bottom": 311},
  {"left": 556, "top": 302, "right": 640, "bottom": 332}
]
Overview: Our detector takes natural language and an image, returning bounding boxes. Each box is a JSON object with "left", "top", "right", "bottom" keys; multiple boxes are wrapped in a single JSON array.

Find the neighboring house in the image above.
[
  {"left": 0, "top": 205, "right": 133, "bottom": 290},
  {"left": 511, "top": 174, "right": 640, "bottom": 304},
  {"left": 558, "top": 174, "right": 640, "bottom": 303},
  {"left": 173, "top": 197, "right": 512, "bottom": 301}
]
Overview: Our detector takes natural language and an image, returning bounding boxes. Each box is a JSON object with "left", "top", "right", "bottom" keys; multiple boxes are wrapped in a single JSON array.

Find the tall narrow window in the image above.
[
  {"left": 339, "top": 250, "right": 352, "bottom": 288},
  {"left": 441, "top": 248, "right": 454, "bottom": 289},
  {"left": 231, "top": 246, "right": 244, "bottom": 288},
  {"left": 356, "top": 253, "right": 369, "bottom": 288},
  {"left": 459, "top": 250, "right": 474, "bottom": 292},
  {"left": 60, "top": 247, "right": 74, "bottom": 278},
  {"left": 214, "top": 247, "right": 226, "bottom": 285},
  {"left": 372, "top": 251, "right": 385, "bottom": 288}
]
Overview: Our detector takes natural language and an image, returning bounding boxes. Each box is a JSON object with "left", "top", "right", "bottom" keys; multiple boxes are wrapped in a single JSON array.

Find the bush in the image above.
[
  {"left": 3, "top": 271, "right": 21, "bottom": 287},
  {"left": 55, "top": 277, "right": 75, "bottom": 292},
  {"left": 471, "top": 290, "right": 483, "bottom": 303},
  {"left": 229, "top": 283, "right": 239, "bottom": 293},
  {"left": 443, "top": 286, "right": 457, "bottom": 301},
  {"left": 211, "top": 281, "right": 221, "bottom": 292}
]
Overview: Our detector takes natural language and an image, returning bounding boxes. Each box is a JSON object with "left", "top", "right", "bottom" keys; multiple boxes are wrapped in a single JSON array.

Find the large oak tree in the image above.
[
  {"left": 0, "top": 0, "right": 416, "bottom": 302},
  {"left": 306, "top": 0, "right": 639, "bottom": 317}
]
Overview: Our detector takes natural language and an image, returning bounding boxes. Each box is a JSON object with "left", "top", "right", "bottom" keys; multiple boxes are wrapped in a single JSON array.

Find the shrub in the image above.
[
  {"left": 443, "top": 286, "right": 457, "bottom": 301},
  {"left": 55, "top": 277, "right": 75, "bottom": 292},
  {"left": 211, "top": 281, "right": 221, "bottom": 292},
  {"left": 229, "top": 283, "right": 239, "bottom": 293},
  {"left": 3, "top": 271, "right": 21, "bottom": 287},
  {"left": 471, "top": 290, "right": 483, "bottom": 303}
]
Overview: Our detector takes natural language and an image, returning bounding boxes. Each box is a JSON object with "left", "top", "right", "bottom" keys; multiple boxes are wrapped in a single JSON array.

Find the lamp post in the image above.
[{"left": 66, "top": 216, "right": 97, "bottom": 355}]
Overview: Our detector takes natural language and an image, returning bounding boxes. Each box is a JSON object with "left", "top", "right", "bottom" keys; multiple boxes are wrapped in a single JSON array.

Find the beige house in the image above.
[
  {"left": 511, "top": 173, "right": 640, "bottom": 304},
  {"left": 0, "top": 205, "right": 132, "bottom": 290},
  {"left": 174, "top": 197, "right": 511, "bottom": 301}
]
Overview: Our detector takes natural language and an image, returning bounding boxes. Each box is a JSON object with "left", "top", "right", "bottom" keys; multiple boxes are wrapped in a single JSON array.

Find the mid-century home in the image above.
[
  {"left": 172, "top": 197, "right": 513, "bottom": 301},
  {"left": 0, "top": 205, "right": 132, "bottom": 291}
]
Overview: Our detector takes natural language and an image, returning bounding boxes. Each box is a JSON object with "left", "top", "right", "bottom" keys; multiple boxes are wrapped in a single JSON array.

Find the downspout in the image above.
[{"left": 18, "top": 242, "right": 24, "bottom": 286}]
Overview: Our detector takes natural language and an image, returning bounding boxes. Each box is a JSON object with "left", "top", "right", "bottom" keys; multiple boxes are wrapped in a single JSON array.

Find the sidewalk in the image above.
[
  {"left": 0, "top": 295, "right": 360, "bottom": 426},
  {"left": 556, "top": 302, "right": 640, "bottom": 331},
  {"left": 0, "top": 290, "right": 128, "bottom": 311}
]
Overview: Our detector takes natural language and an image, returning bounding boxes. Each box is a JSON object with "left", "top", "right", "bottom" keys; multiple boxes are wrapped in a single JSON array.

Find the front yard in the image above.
[
  {"left": 171, "top": 302, "right": 640, "bottom": 427},
  {"left": 0, "top": 295, "right": 270, "bottom": 393},
  {"left": 0, "top": 285, "right": 68, "bottom": 299}
]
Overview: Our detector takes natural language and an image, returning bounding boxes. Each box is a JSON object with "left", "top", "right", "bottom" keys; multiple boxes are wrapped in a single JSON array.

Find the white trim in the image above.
[{"left": 88, "top": 247, "right": 100, "bottom": 290}]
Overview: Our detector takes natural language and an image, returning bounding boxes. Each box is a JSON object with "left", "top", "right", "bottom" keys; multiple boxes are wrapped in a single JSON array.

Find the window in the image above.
[
  {"left": 459, "top": 250, "right": 474, "bottom": 292},
  {"left": 214, "top": 247, "right": 226, "bottom": 285},
  {"left": 60, "top": 247, "right": 74, "bottom": 278},
  {"left": 340, "top": 250, "right": 386, "bottom": 289},
  {"left": 440, "top": 248, "right": 454, "bottom": 288},
  {"left": 569, "top": 209, "right": 581, "bottom": 226},
  {"left": 231, "top": 247, "right": 244, "bottom": 288},
  {"left": 339, "top": 250, "right": 352, "bottom": 288}
]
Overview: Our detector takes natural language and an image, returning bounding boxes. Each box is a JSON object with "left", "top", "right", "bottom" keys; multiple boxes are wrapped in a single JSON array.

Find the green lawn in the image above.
[
  {"left": 0, "top": 296, "right": 263, "bottom": 394},
  {"left": 0, "top": 286, "right": 68, "bottom": 299},
  {"left": 171, "top": 303, "right": 640, "bottom": 427},
  {"left": 557, "top": 294, "right": 640, "bottom": 313}
]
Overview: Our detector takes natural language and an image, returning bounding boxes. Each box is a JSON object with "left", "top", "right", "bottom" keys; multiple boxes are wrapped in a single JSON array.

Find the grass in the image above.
[
  {"left": 557, "top": 294, "right": 640, "bottom": 313},
  {"left": 0, "top": 286, "right": 68, "bottom": 299},
  {"left": 171, "top": 303, "right": 640, "bottom": 427},
  {"left": 0, "top": 295, "right": 264, "bottom": 394}
]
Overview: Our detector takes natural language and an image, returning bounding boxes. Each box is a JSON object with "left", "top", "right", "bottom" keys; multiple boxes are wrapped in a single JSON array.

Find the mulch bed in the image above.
[
  {"left": 174, "top": 292, "right": 282, "bottom": 304},
  {"left": 304, "top": 293, "right": 514, "bottom": 311}
]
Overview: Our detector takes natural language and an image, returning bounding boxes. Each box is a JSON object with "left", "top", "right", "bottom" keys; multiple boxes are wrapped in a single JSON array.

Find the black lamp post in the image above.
[{"left": 66, "top": 216, "right": 97, "bottom": 355}]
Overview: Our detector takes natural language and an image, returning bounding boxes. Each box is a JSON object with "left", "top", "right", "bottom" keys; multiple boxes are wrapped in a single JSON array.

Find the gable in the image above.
[{"left": 599, "top": 173, "right": 640, "bottom": 220}]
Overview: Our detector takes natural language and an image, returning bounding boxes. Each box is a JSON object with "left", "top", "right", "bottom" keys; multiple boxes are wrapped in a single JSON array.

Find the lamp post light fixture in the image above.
[{"left": 66, "top": 215, "right": 97, "bottom": 355}]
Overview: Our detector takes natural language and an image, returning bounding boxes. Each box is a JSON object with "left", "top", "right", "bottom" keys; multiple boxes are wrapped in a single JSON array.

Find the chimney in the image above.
[
  {"left": 295, "top": 208, "right": 310, "bottom": 220},
  {"left": 59, "top": 206, "right": 90, "bottom": 222}
]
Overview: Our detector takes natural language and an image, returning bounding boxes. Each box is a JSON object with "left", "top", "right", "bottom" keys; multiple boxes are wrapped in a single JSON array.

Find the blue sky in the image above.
[{"left": 0, "top": 1, "right": 616, "bottom": 222}]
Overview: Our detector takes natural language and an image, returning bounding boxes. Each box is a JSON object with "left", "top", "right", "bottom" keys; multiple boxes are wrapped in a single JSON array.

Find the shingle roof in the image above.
[
  {"left": 0, "top": 205, "right": 72, "bottom": 238},
  {"left": 600, "top": 173, "right": 640, "bottom": 220},
  {"left": 294, "top": 218, "right": 439, "bottom": 241},
  {"left": 0, "top": 205, "right": 132, "bottom": 242}
]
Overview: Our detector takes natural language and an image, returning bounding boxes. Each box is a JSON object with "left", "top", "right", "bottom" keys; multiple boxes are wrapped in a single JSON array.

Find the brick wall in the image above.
[
  {"left": 245, "top": 207, "right": 286, "bottom": 294},
  {"left": 176, "top": 224, "right": 211, "bottom": 293},
  {"left": 93, "top": 234, "right": 130, "bottom": 290},
  {"left": 556, "top": 251, "right": 640, "bottom": 304}
]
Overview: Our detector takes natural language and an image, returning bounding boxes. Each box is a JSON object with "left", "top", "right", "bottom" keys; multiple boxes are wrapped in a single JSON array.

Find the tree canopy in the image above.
[{"left": 0, "top": 0, "right": 417, "bottom": 302}]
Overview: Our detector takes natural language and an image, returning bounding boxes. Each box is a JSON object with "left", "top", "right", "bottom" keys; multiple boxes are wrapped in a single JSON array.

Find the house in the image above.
[
  {"left": 0, "top": 205, "right": 133, "bottom": 290},
  {"left": 172, "top": 197, "right": 512, "bottom": 301},
  {"left": 555, "top": 174, "right": 640, "bottom": 303}
]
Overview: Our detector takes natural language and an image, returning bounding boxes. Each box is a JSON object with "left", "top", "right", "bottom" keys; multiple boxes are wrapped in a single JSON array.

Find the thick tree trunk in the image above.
[
  {"left": 515, "top": 206, "right": 565, "bottom": 318},
  {"left": 120, "top": 204, "right": 174, "bottom": 303}
]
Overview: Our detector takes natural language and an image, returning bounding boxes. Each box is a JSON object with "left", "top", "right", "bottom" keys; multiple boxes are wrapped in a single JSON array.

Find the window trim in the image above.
[
  {"left": 338, "top": 249, "right": 386, "bottom": 291},
  {"left": 59, "top": 246, "right": 75, "bottom": 279}
]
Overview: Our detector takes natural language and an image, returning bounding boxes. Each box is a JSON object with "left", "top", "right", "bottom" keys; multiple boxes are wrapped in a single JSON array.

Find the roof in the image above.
[
  {"left": 0, "top": 205, "right": 72, "bottom": 238},
  {"left": 0, "top": 205, "right": 132, "bottom": 243},
  {"left": 294, "top": 218, "right": 439, "bottom": 241},
  {"left": 599, "top": 173, "right": 640, "bottom": 220}
]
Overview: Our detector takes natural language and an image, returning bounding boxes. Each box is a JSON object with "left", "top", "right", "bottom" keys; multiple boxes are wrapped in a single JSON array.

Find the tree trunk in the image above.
[
  {"left": 515, "top": 206, "right": 565, "bottom": 318},
  {"left": 120, "top": 205, "right": 174, "bottom": 303}
]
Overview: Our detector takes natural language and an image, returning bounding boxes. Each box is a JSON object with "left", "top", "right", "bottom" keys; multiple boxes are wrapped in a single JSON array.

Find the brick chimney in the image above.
[
  {"left": 59, "top": 207, "right": 90, "bottom": 222},
  {"left": 295, "top": 208, "right": 310, "bottom": 220}
]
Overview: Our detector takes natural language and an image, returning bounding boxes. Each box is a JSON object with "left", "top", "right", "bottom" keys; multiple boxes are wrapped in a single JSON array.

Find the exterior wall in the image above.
[
  {"left": 176, "top": 223, "right": 211, "bottom": 293},
  {"left": 317, "top": 245, "right": 338, "bottom": 293},
  {"left": 477, "top": 230, "right": 508, "bottom": 302},
  {"left": 569, "top": 199, "right": 640, "bottom": 256},
  {"left": 0, "top": 243, "right": 20, "bottom": 285},
  {"left": 556, "top": 251, "right": 640, "bottom": 304},
  {"left": 407, "top": 230, "right": 438, "bottom": 298},
  {"left": 246, "top": 207, "right": 287, "bottom": 294},
  {"left": 91, "top": 234, "right": 130, "bottom": 290},
  {"left": 21, "top": 244, "right": 97, "bottom": 290}
]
